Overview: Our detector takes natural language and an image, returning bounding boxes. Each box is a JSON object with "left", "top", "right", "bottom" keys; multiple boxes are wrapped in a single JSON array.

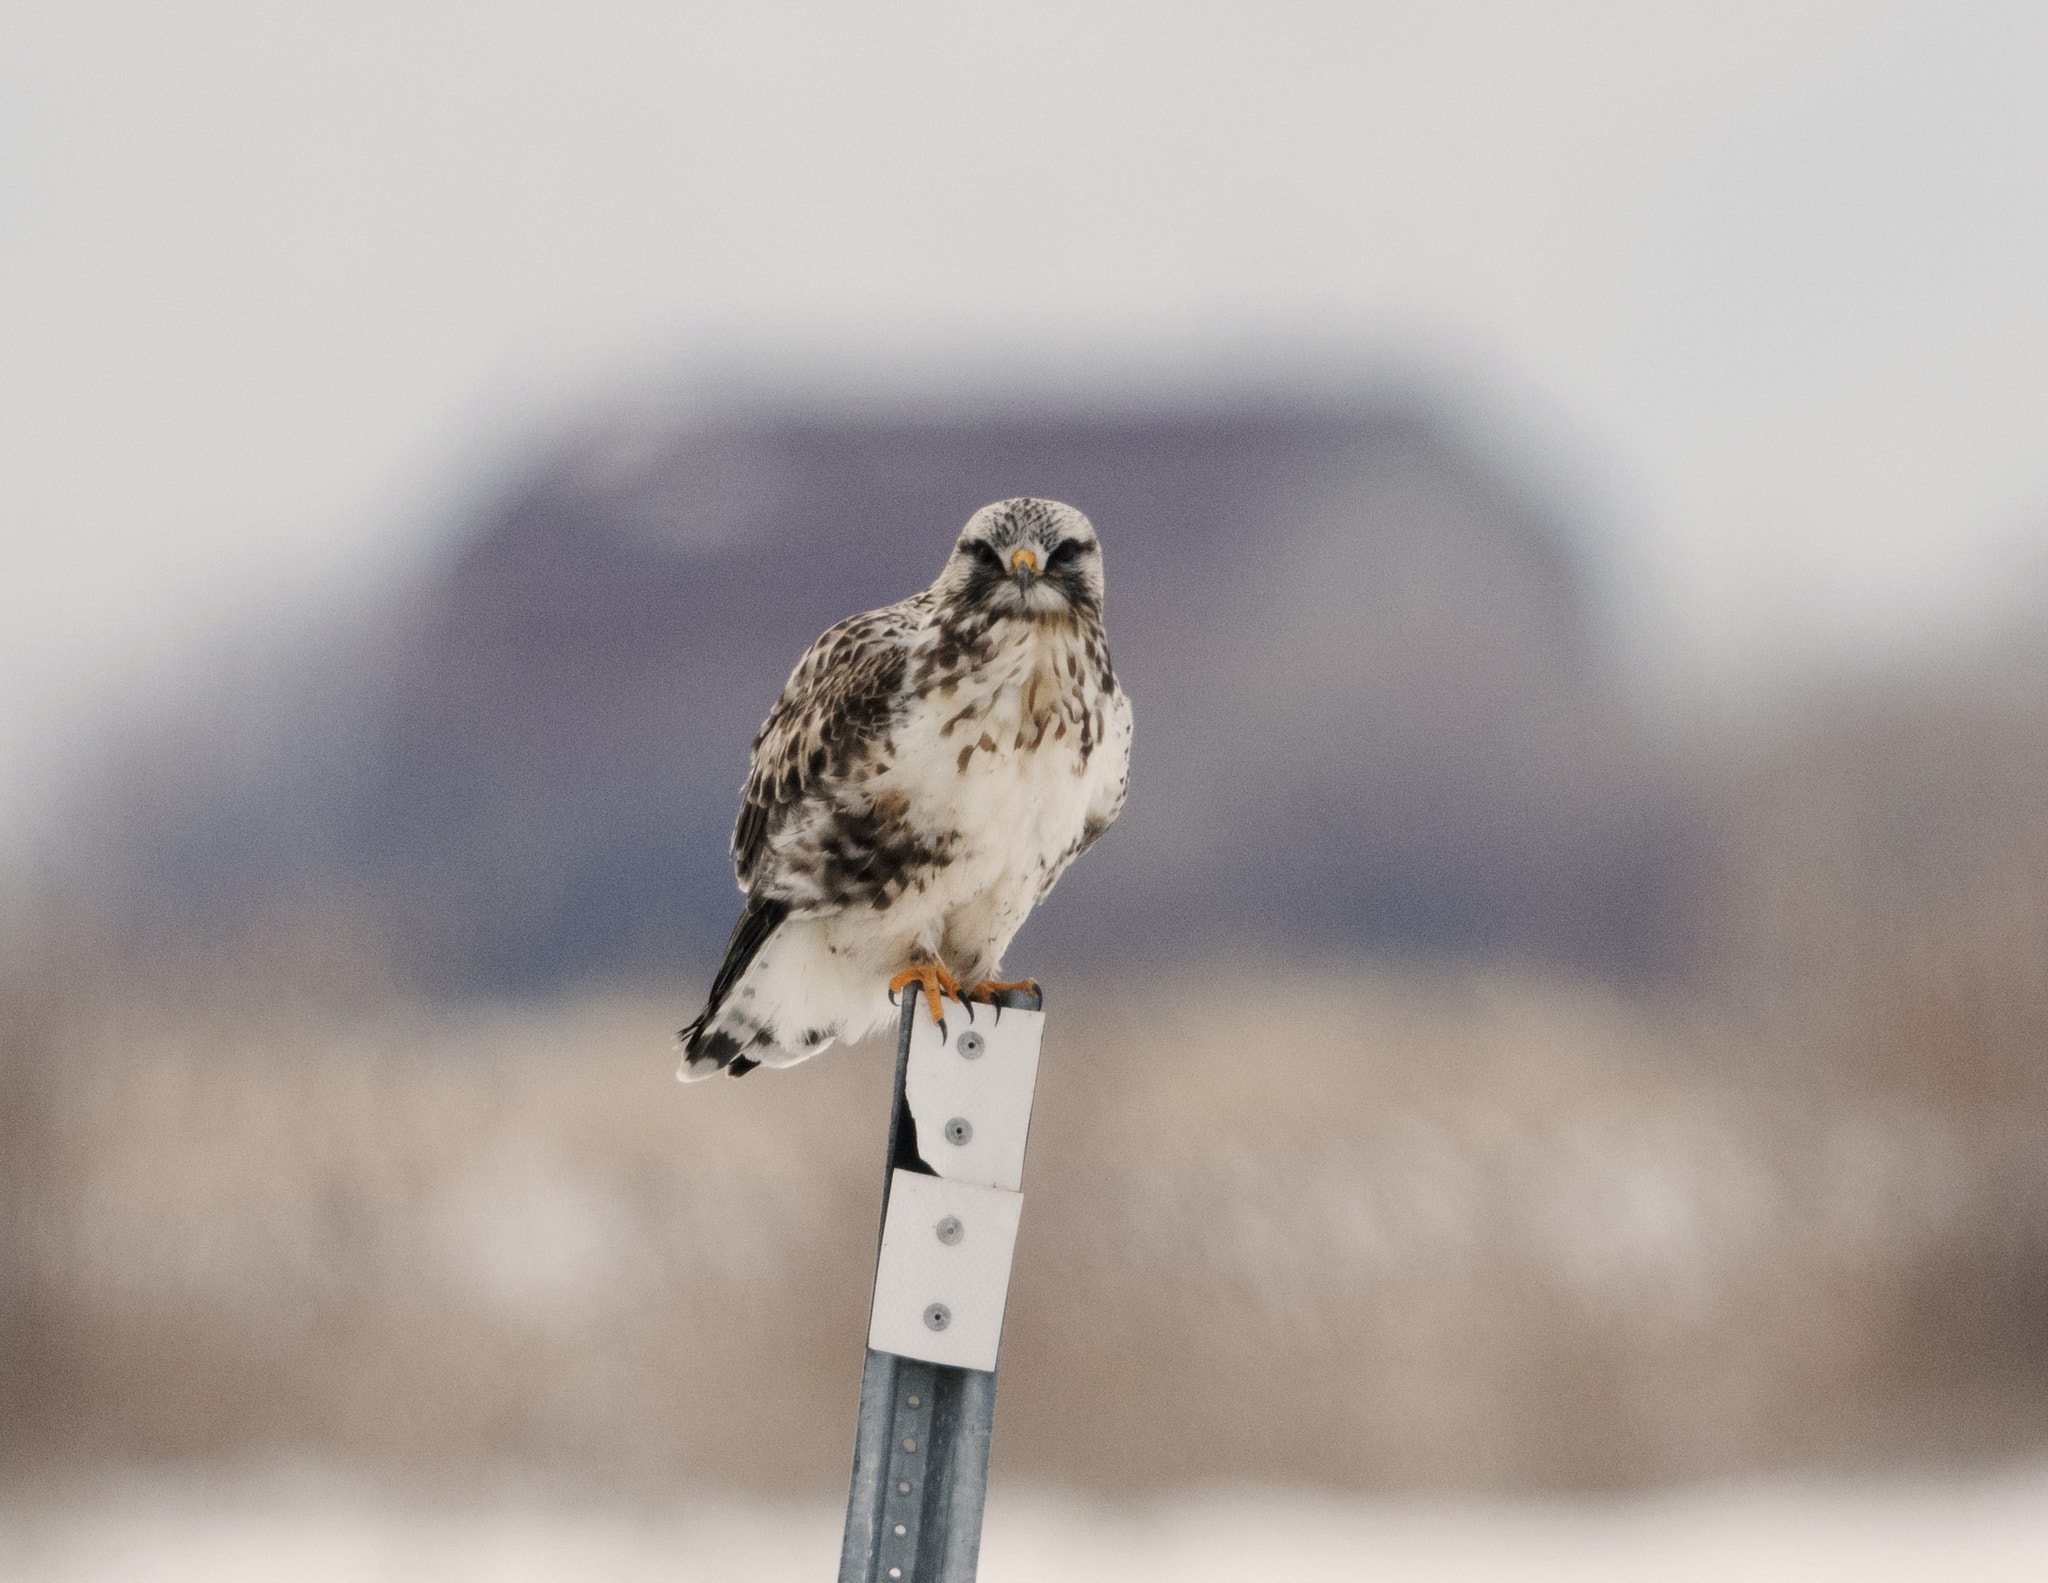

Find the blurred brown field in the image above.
[
  {"left": 8, "top": 460, "right": 2048, "bottom": 1505},
  {"left": 10, "top": 652, "right": 2048, "bottom": 1501}
]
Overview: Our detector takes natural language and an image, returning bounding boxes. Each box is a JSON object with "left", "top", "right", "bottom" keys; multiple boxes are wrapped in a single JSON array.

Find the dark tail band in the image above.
[{"left": 677, "top": 895, "right": 791, "bottom": 1077}]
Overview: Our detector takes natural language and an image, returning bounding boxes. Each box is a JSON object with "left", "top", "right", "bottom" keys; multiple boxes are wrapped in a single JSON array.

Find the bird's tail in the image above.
[{"left": 676, "top": 895, "right": 789, "bottom": 1080}]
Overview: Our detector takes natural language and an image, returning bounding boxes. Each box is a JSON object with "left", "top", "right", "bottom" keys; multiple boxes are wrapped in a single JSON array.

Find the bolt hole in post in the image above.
[{"left": 944, "top": 1117, "right": 972, "bottom": 1146}]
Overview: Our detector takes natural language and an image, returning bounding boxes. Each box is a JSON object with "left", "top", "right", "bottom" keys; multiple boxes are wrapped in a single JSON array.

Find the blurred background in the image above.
[{"left": 7, "top": 3, "right": 2048, "bottom": 1577}]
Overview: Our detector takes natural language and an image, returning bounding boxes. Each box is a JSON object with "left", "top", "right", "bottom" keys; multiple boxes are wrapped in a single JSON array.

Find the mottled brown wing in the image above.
[{"left": 732, "top": 598, "right": 922, "bottom": 893}]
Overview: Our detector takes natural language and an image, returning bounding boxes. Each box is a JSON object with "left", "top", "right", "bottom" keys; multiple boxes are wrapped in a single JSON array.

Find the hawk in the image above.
[{"left": 678, "top": 497, "right": 1132, "bottom": 1079}]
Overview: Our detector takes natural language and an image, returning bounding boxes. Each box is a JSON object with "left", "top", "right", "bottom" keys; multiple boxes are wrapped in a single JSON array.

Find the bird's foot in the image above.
[
  {"left": 888, "top": 960, "right": 965, "bottom": 1034},
  {"left": 967, "top": 977, "right": 1039, "bottom": 1005}
]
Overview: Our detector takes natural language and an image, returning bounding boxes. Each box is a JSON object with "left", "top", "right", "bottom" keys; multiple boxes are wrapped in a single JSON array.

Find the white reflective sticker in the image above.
[
  {"left": 868, "top": 1170, "right": 1024, "bottom": 1372},
  {"left": 903, "top": 1000, "right": 1043, "bottom": 1192}
]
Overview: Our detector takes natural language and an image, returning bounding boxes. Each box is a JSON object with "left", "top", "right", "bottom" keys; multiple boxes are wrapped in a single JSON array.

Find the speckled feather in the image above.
[{"left": 679, "top": 498, "right": 1131, "bottom": 1079}]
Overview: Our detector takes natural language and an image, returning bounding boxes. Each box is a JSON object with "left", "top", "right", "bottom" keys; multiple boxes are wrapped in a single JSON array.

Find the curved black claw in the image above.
[{"left": 935, "top": 1014, "right": 948, "bottom": 1043}]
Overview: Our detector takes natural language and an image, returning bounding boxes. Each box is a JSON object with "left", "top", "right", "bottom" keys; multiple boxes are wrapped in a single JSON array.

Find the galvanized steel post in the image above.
[{"left": 838, "top": 985, "right": 1044, "bottom": 1583}]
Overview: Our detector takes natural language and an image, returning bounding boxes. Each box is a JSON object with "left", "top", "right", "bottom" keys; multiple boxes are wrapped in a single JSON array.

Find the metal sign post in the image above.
[{"left": 839, "top": 985, "right": 1045, "bottom": 1583}]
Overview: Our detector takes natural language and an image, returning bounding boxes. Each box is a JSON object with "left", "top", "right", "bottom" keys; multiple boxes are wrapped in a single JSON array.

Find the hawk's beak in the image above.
[{"left": 1009, "top": 547, "right": 1039, "bottom": 590}]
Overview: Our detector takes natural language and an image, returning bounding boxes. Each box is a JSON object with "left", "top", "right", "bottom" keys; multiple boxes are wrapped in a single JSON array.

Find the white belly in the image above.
[
  {"left": 831, "top": 640, "right": 1101, "bottom": 979},
  {"left": 933, "top": 696, "right": 1088, "bottom": 864}
]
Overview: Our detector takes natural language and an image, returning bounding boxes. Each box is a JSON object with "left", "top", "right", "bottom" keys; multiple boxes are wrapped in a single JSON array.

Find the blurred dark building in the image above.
[{"left": 98, "top": 397, "right": 1685, "bottom": 993}]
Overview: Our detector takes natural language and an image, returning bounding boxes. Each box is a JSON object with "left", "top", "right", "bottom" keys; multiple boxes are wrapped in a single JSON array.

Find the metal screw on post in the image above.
[{"left": 838, "top": 983, "right": 1044, "bottom": 1583}]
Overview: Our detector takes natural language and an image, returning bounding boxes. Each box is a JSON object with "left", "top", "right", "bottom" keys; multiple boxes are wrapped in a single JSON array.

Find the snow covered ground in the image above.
[{"left": 5, "top": 1472, "right": 2048, "bottom": 1582}]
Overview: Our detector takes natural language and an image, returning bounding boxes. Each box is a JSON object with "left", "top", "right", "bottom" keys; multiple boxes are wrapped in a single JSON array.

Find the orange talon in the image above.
[
  {"left": 888, "top": 961, "right": 964, "bottom": 1028},
  {"left": 968, "top": 977, "right": 1040, "bottom": 1004}
]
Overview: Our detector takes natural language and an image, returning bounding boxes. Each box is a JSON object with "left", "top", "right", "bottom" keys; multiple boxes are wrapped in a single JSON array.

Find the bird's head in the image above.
[{"left": 938, "top": 498, "right": 1103, "bottom": 625}]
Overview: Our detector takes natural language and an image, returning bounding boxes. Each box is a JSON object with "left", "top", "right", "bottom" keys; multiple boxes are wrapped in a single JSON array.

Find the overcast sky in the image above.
[{"left": 5, "top": 2, "right": 2048, "bottom": 845}]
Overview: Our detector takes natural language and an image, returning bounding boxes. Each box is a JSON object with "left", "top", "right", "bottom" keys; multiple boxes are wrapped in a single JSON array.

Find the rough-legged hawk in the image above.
[{"left": 678, "top": 497, "right": 1132, "bottom": 1078}]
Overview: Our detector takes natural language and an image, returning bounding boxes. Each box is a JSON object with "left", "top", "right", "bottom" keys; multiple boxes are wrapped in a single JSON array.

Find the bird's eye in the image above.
[
  {"left": 970, "top": 542, "right": 1005, "bottom": 573},
  {"left": 1046, "top": 539, "right": 1087, "bottom": 570}
]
